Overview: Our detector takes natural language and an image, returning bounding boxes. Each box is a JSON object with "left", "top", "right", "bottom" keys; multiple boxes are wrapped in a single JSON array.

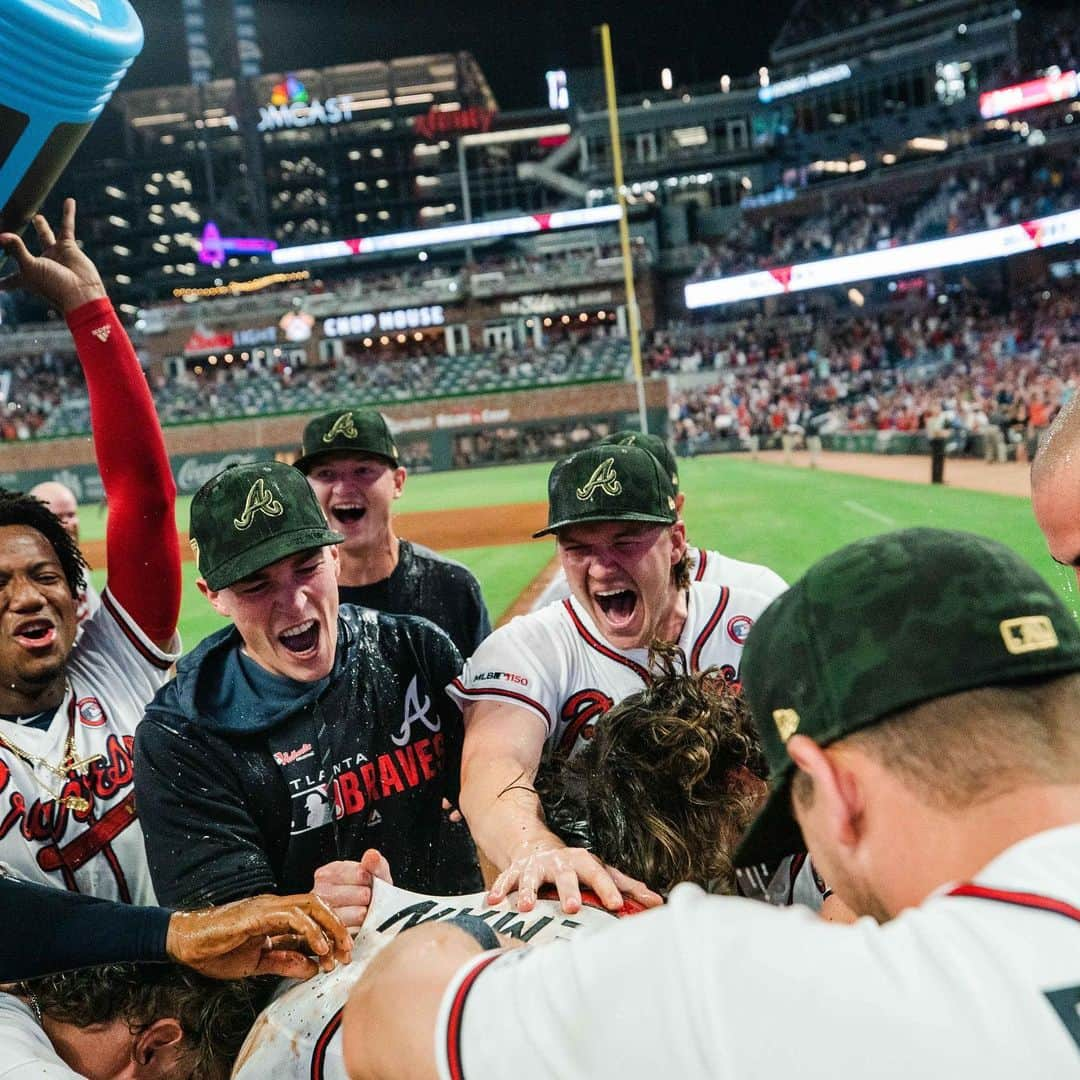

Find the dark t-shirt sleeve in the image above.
[
  {"left": 0, "top": 876, "right": 170, "bottom": 980},
  {"left": 465, "top": 569, "right": 493, "bottom": 652},
  {"left": 134, "top": 716, "right": 278, "bottom": 908}
]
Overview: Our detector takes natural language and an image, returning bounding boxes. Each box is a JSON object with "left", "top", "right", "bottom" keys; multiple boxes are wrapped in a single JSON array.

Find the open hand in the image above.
[
  {"left": 489, "top": 839, "right": 662, "bottom": 915},
  {"left": 0, "top": 198, "right": 106, "bottom": 313}
]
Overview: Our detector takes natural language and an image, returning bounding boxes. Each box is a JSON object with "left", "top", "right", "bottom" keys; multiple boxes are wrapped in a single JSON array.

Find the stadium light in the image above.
[
  {"left": 270, "top": 204, "right": 623, "bottom": 265},
  {"left": 684, "top": 208, "right": 1080, "bottom": 309}
]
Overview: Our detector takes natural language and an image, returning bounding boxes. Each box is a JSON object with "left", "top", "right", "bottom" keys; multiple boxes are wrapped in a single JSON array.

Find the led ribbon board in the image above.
[
  {"left": 979, "top": 71, "right": 1079, "bottom": 119},
  {"left": 684, "top": 209, "right": 1080, "bottom": 309},
  {"left": 270, "top": 205, "right": 623, "bottom": 266}
]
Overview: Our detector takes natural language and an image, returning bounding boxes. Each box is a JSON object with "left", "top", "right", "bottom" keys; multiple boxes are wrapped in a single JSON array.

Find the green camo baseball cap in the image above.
[
  {"left": 533, "top": 444, "right": 678, "bottom": 538},
  {"left": 598, "top": 430, "right": 679, "bottom": 491},
  {"left": 190, "top": 461, "right": 344, "bottom": 591},
  {"left": 294, "top": 409, "right": 399, "bottom": 473},
  {"left": 735, "top": 527, "right": 1080, "bottom": 870}
]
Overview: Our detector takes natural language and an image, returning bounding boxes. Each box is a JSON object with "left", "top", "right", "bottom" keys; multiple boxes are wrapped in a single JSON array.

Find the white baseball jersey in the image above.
[
  {"left": 231, "top": 878, "right": 628, "bottom": 1080},
  {"left": 529, "top": 545, "right": 786, "bottom": 613},
  {"left": 0, "top": 993, "right": 80, "bottom": 1078},
  {"left": 0, "top": 589, "right": 179, "bottom": 904},
  {"left": 450, "top": 580, "right": 778, "bottom": 760},
  {"left": 74, "top": 578, "right": 101, "bottom": 631},
  {"left": 437, "top": 825, "right": 1080, "bottom": 1080}
]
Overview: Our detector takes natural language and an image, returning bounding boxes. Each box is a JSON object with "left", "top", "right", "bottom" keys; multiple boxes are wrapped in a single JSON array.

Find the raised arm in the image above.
[
  {"left": 0, "top": 200, "right": 180, "bottom": 648},
  {"left": 459, "top": 700, "right": 660, "bottom": 914}
]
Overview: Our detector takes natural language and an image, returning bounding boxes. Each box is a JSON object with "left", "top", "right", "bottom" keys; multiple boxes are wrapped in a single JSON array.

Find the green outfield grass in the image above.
[{"left": 85, "top": 455, "right": 1068, "bottom": 655}]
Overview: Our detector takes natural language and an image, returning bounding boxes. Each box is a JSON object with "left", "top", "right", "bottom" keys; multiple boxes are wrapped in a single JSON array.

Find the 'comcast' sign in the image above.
[{"left": 257, "top": 75, "right": 354, "bottom": 131}]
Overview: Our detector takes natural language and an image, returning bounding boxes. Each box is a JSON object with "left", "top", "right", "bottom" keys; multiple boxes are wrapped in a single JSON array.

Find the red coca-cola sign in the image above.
[
  {"left": 413, "top": 106, "right": 495, "bottom": 142},
  {"left": 184, "top": 328, "right": 234, "bottom": 354}
]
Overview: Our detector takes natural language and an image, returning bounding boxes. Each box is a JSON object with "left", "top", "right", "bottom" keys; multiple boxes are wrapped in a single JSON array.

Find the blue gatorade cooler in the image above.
[{"left": 0, "top": 0, "right": 143, "bottom": 234}]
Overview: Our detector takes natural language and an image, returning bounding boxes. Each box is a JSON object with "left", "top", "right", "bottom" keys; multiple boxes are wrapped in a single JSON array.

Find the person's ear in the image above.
[
  {"left": 197, "top": 579, "right": 230, "bottom": 619},
  {"left": 329, "top": 544, "right": 341, "bottom": 579},
  {"left": 392, "top": 466, "right": 407, "bottom": 499},
  {"left": 131, "top": 1018, "right": 187, "bottom": 1078},
  {"left": 670, "top": 521, "right": 688, "bottom": 563},
  {"left": 786, "top": 735, "right": 865, "bottom": 853}
]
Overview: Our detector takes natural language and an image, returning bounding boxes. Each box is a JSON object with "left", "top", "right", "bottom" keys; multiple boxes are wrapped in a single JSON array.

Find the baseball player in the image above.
[
  {"left": 134, "top": 463, "right": 468, "bottom": 914},
  {"left": 529, "top": 430, "right": 786, "bottom": 612},
  {"left": 296, "top": 409, "right": 491, "bottom": 659},
  {"left": 341, "top": 529, "right": 1080, "bottom": 1080},
  {"left": 0, "top": 201, "right": 181, "bottom": 904},
  {"left": 232, "top": 875, "right": 634, "bottom": 1080},
  {"left": 546, "top": 642, "right": 850, "bottom": 918},
  {"left": 450, "top": 444, "right": 781, "bottom": 914},
  {"left": 27, "top": 481, "right": 100, "bottom": 627}
]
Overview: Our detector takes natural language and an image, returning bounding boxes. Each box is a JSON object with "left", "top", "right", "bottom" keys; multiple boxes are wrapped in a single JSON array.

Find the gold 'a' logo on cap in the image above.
[
  {"left": 1000, "top": 615, "right": 1059, "bottom": 655},
  {"left": 234, "top": 478, "right": 284, "bottom": 531},
  {"left": 773, "top": 708, "right": 800, "bottom": 743},
  {"left": 576, "top": 457, "right": 622, "bottom": 500},
  {"left": 188, "top": 537, "right": 200, "bottom": 569},
  {"left": 322, "top": 411, "right": 358, "bottom": 443}
]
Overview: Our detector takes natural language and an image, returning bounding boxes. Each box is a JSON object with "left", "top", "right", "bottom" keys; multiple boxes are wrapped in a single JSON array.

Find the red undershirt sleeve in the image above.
[{"left": 66, "top": 298, "right": 180, "bottom": 643}]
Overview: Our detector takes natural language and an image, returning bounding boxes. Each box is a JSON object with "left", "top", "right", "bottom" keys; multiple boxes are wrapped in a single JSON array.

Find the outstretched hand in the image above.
[
  {"left": 489, "top": 838, "right": 663, "bottom": 915},
  {"left": 0, "top": 198, "right": 106, "bottom": 313},
  {"left": 165, "top": 891, "right": 353, "bottom": 981}
]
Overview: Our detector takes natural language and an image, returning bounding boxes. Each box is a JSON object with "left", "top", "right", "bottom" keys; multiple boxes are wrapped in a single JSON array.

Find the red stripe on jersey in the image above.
[
  {"left": 451, "top": 678, "right": 553, "bottom": 729},
  {"left": 101, "top": 591, "right": 173, "bottom": 671},
  {"left": 310, "top": 1007, "right": 344, "bottom": 1080},
  {"left": 561, "top": 599, "right": 651, "bottom": 684},
  {"left": 948, "top": 883, "right": 1080, "bottom": 925},
  {"left": 694, "top": 549, "right": 707, "bottom": 582},
  {"left": 690, "top": 587, "right": 730, "bottom": 672},
  {"left": 446, "top": 953, "right": 502, "bottom": 1080}
]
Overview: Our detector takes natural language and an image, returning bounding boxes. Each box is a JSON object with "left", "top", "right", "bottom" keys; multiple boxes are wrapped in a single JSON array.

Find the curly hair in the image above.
[
  {"left": 545, "top": 642, "right": 767, "bottom": 896},
  {"left": 14, "top": 964, "right": 274, "bottom": 1080},
  {"left": 0, "top": 488, "right": 86, "bottom": 597}
]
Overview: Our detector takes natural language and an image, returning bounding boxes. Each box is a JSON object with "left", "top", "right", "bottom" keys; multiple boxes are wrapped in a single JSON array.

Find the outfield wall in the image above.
[{"left": 0, "top": 380, "right": 668, "bottom": 498}]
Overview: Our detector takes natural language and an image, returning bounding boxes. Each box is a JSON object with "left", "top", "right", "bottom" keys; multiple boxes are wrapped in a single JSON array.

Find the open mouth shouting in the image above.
[
  {"left": 278, "top": 619, "right": 321, "bottom": 657},
  {"left": 12, "top": 617, "right": 58, "bottom": 653},
  {"left": 329, "top": 503, "right": 367, "bottom": 528},
  {"left": 593, "top": 588, "right": 639, "bottom": 633}
]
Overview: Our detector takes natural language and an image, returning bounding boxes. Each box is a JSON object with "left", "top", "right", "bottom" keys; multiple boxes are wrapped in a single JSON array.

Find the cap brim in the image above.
[
  {"left": 532, "top": 511, "right": 677, "bottom": 539},
  {"left": 293, "top": 448, "right": 397, "bottom": 474},
  {"left": 732, "top": 770, "right": 807, "bottom": 873},
  {"left": 202, "top": 526, "right": 345, "bottom": 590}
]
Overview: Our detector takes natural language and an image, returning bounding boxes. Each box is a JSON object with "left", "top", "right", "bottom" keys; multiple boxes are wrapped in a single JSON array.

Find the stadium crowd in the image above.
[
  {"left": 692, "top": 150, "right": 1080, "bottom": 282},
  {"left": 665, "top": 287, "right": 1080, "bottom": 456}
]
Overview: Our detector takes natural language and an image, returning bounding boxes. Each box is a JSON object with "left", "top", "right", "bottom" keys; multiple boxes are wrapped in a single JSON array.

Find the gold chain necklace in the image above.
[{"left": 0, "top": 690, "right": 103, "bottom": 812}]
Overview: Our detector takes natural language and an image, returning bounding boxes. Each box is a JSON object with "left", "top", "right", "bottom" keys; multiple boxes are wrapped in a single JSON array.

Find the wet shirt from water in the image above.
[{"left": 134, "top": 606, "right": 466, "bottom": 907}]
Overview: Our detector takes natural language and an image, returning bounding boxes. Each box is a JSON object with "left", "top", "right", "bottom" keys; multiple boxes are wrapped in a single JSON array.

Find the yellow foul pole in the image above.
[{"left": 599, "top": 23, "right": 648, "bottom": 433}]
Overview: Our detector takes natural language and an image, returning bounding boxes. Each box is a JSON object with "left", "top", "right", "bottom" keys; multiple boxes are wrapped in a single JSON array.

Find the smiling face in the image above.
[
  {"left": 0, "top": 526, "right": 78, "bottom": 712},
  {"left": 305, "top": 452, "right": 405, "bottom": 554},
  {"left": 557, "top": 520, "right": 688, "bottom": 650},
  {"left": 200, "top": 546, "right": 341, "bottom": 682}
]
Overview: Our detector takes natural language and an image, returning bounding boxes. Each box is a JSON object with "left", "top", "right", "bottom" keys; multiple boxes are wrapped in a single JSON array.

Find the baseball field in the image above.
[{"left": 78, "top": 452, "right": 1066, "bottom": 654}]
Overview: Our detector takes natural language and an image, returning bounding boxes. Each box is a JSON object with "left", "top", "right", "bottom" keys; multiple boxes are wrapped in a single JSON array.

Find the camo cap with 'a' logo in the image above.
[
  {"left": 191, "top": 461, "right": 344, "bottom": 590},
  {"left": 598, "top": 430, "right": 680, "bottom": 491},
  {"left": 734, "top": 527, "right": 1080, "bottom": 872},
  {"left": 293, "top": 409, "right": 399, "bottom": 473},
  {"left": 533, "top": 444, "right": 678, "bottom": 538}
]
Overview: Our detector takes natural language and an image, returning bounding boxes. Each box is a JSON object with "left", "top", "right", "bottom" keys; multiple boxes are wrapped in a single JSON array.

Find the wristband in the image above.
[{"left": 446, "top": 913, "right": 501, "bottom": 951}]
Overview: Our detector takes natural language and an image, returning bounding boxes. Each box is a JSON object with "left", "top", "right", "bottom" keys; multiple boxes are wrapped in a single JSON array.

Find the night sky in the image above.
[{"left": 127, "top": 0, "right": 798, "bottom": 109}]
